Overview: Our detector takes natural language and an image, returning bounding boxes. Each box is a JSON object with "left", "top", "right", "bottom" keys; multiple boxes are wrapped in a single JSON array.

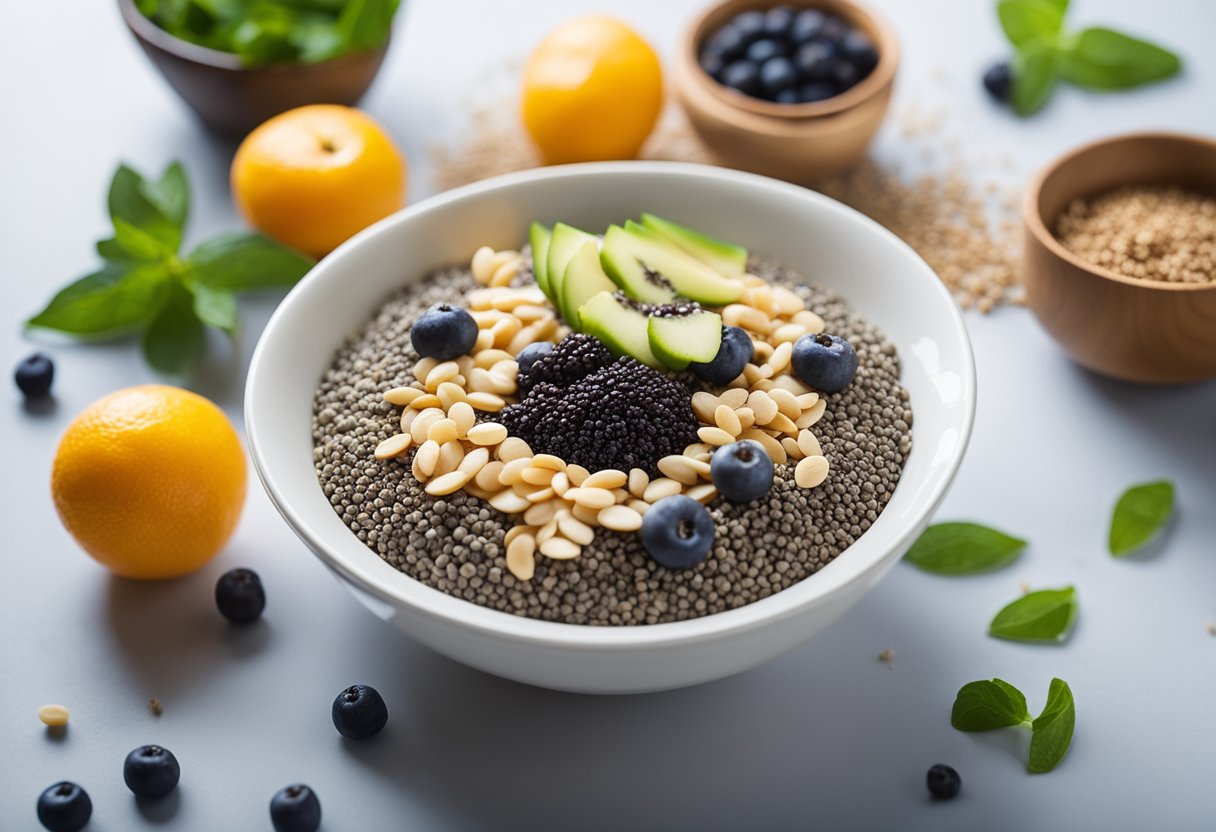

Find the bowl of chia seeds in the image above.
[{"left": 246, "top": 162, "right": 975, "bottom": 693}]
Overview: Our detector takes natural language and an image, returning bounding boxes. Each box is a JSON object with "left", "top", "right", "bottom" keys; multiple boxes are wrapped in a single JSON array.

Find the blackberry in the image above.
[{"left": 515, "top": 333, "right": 615, "bottom": 395}]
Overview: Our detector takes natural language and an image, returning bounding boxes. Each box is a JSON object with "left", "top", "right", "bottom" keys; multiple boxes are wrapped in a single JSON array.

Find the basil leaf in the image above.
[
  {"left": 186, "top": 231, "right": 314, "bottom": 291},
  {"left": 337, "top": 0, "right": 398, "bottom": 52},
  {"left": 997, "top": 0, "right": 1066, "bottom": 48},
  {"left": 108, "top": 164, "right": 183, "bottom": 252},
  {"left": 26, "top": 263, "right": 169, "bottom": 336},
  {"left": 1012, "top": 44, "right": 1060, "bottom": 115},
  {"left": 1109, "top": 480, "right": 1175, "bottom": 556},
  {"left": 989, "top": 587, "right": 1077, "bottom": 643},
  {"left": 951, "top": 678, "right": 1031, "bottom": 731},
  {"left": 1028, "top": 678, "right": 1075, "bottom": 773},
  {"left": 1061, "top": 27, "right": 1182, "bottom": 90},
  {"left": 143, "top": 280, "right": 204, "bottom": 373},
  {"left": 904, "top": 522, "right": 1026, "bottom": 575},
  {"left": 192, "top": 283, "right": 238, "bottom": 334}
]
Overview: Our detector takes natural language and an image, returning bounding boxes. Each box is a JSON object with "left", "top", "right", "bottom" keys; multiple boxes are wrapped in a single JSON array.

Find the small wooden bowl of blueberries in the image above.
[{"left": 673, "top": 0, "right": 898, "bottom": 183}]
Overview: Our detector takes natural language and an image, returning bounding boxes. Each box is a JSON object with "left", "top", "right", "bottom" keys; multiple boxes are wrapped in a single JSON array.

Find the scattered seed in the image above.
[
  {"left": 38, "top": 705, "right": 69, "bottom": 727},
  {"left": 148, "top": 698, "right": 163, "bottom": 717}
]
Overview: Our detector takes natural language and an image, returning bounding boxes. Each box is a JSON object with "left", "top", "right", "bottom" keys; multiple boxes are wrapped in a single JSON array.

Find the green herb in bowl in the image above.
[{"left": 135, "top": 0, "right": 400, "bottom": 66}]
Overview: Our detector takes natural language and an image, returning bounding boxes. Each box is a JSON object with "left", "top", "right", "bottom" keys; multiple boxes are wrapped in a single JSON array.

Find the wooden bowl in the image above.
[
  {"left": 1023, "top": 132, "right": 1216, "bottom": 384},
  {"left": 672, "top": 0, "right": 898, "bottom": 184},
  {"left": 118, "top": 0, "right": 390, "bottom": 138}
]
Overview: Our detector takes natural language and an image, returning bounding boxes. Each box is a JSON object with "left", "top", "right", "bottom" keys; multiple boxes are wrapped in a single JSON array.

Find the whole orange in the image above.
[
  {"left": 231, "top": 105, "right": 407, "bottom": 258},
  {"left": 521, "top": 16, "right": 664, "bottom": 164},
  {"left": 51, "top": 385, "right": 247, "bottom": 580}
]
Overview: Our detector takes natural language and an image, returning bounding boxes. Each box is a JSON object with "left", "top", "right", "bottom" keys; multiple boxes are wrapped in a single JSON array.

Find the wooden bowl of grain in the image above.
[{"left": 1023, "top": 132, "right": 1216, "bottom": 384}]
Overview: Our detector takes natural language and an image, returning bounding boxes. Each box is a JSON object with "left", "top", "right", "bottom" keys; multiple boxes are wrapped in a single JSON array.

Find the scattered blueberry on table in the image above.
[
  {"left": 36, "top": 782, "right": 92, "bottom": 832},
  {"left": 411, "top": 302, "right": 479, "bottom": 360},
  {"left": 15, "top": 352, "right": 54, "bottom": 399},
  {"left": 332, "top": 683, "right": 389, "bottom": 740},
  {"left": 641, "top": 495, "right": 715, "bottom": 569},
  {"left": 711, "top": 440, "right": 775, "bottom": 504},
  {"left": 791, "top": 333, "right": 858, "bottom": 393},
  {"left": 123, "top": 744, "right": 181, "bottom": 799},
  {"left": 215, "top": 568, "right": 266, "bottom": 625},
  {"left": 270, "top": 784, "right": 322, "bottom": 832},
  {"left": 983, "top": 61, "right": 1013, "bottom": 104},
  {"left": 926, "top": 763, "right": 962, "bottom": 800},
  {"left": 700, "top": 5, "right": 878, "bottom": 104}
]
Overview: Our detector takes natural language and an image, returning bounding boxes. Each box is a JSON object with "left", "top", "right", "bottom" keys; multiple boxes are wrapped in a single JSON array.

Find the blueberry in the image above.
[
  {"left": 411, "top": 303, "right": 478, "bottom": 361},
  {"left": 983, "top": 61, "right": 1013, "bottom": 103},
  {"left": 705, "top": 23, "right": 748, "bottom": 61},
  {"left": 15, "top": 352, "right": 54, "bottom": 399},
  {"left": 731, "top": 10, "right": 766, "bottom": 41},
  {"left": 830, "top": 58, "right": 860, "bottom": 90},
  {"left": 699, "top": 48, "right": 727, "bottom": 79},
  {"left": 746, "top": 38, "right": 788, "bottom": 63},
  {"left": 641, "top": 495, "right": 714, "bottom": 570},
  {"left": 720, "top": 60, "right": 761, "bottom": 96},
  {"left": 332, "top": 683, "right": 388, "bottom": 740},
  {"left": 270, "top": 784, "right": 321, "bottom": 832},
  {"left": 711, "top": 440, "right": 774, "bottom": 504},
  {"left": 794, "top": 41, "right": 837, "bottom": 82},
  {"left": 516, "top": 341, "right": 554, "bottom": 376},
  {"left": 792, "top": 333, "right": 858, "bottom": 393},
  {"left": 842, "top": 29, "right": 878, "bottom": 75},
  {"left": 790, "top": 9, "right": 826, "bottom": 44},
  {"left": 763, "top": 6, "right": 796, "bottom": 38},
  {"left": 774, "top": 89, "right": 800, "bottom": 104},
  {"left": 690, "top": 325, "right": 753, "bottom": 386},
  {"left": 759, "top": 56, "right": 799, "bottom": 96},
  {"left": 37, "top": 782, "right": 91, "bottom": 832},
  {"left": 123, "top": 745, "right": 180, "bottom": 799},
  {"left": 926, "top": 764, "right": 961, "bottom": 800},
  {"left": 819, "top": 15, "right": 850, "bottom": 44},
  {"left": 215, "top": 568, "right": 265, "bottom": 625},
  {"left": 798, "top": 82, "right": 838, "bottom": 103}
]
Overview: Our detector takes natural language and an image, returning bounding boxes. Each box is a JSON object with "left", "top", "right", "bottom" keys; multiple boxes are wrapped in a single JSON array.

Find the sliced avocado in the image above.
[
  {"left": 546, "top": 223, "right": 597, "bottom": 310},
  {"left": 640, "top": 213, "right": 748, "bottom": 276},
  {"left": 529, "top": 222, "right": 552, "bottom": 298},
  {"left": 601, "top": 224, "right": 744, "bottom": 306},
  {"left": 578, "top": 291, "right": 662, "bottom": 369},
  {"left": 561, "top": 240, "right": 617, "bottom": 331},
  {"left": 647, "top": 307, "right": 724, "bottom": 370}
]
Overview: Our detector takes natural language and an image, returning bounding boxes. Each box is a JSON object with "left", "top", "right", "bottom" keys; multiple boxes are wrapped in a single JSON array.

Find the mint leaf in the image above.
[
  {"left": 108, "top": 164, "right": 183, "bottom": 252},
  {"left": 192, "top": 283, "right": 238, "bottom": 334},
  {"left": 1062, "top": 27, "right": 1182, "bottom": 90},
  {"left": 989, "top": 587, "right": 1078, "bottom": 643},
  {"left": 26, "top": 263, "right": 169, "bottom": 336},
  {"left": 951, "top": 679, "right": 1031, "bottom": 731},
  {"left": 187, "top": 232, "right": 314, "bottom": 291},
  {"left": 997, "top": 0, "right": 1066, "bottom": 48},
  {"left": 1012, "top": 44, "right": 1060, "bottom": 115},
  {"left": 337, "top": 0, "right": 398, "bottom": 52},
  {"left": 904, "top": 522, "right": 1026, "bottom": 575},
  {"left": 147, "top": 161, "right": 190, "bottom": 229},
  {"left": 143, "top": 280, "right": 204, "bottom": 373},
  {"left": 1028, "top": 678, "right": 1075, "bottom": 773},
  {"left": 100, "top": 217, "right": 176, "bottom": 262},
  {"left": 1109, "top": 480, "right": 1175, "bottom": 556}
]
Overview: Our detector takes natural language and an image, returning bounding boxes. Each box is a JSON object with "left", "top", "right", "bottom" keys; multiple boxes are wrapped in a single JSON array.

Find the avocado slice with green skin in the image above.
[
  {"left": 647, "top": 307, "right": 724, "bottom": 370},
  {"left": 600, "top": 223, "right": 744, "bottom": 306},
  {"left": 529, "top": 222, "right": 552, "bottom": 298},
  {"left": 639, "top": 213, "right": 748, "bottom": 277},
  {"left": 546, "top": 223, "right": 597, "bottom": 312},
  {"left": 578, "top": 291, "right": 662, "bottom": 368},
  {"left": 561, "top": 240, "right": 617, "bottom": 331}
]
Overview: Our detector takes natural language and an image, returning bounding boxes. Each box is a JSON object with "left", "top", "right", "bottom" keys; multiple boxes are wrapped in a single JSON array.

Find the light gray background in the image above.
[{"left": 3, "top": 1, "right": 1214, "bottom": 829}]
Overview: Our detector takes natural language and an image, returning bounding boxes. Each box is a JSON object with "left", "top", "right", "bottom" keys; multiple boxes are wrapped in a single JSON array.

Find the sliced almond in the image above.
[
  {"left": 521, "top": 466, "right": 555, "bottom": 486},
  {"left": 796, "top": 399, "right": 827, "bottom": 429},
  {"left": 504, "top": 524, "right": 531, "bottom": 546},
  {"left": 408, "top": 393, "right": 442, "bottom": 410},
  {"left": 768, "top": 342, "right": 794, "bottom": 375},
  {"left": 770, "top": 323, "right": 808, "bottom": 344},
  {"left": 691, "top": 391, "right": 719, "bottom": 423},
  {"left": 657, "top": 455, "right": 708, "bottom": 485},
  {"left": 425, "top": 361, "right": 461, "bottom": 390},
  {"left": 448, "top": 401, "right": 476, "bottom": 437},
  {"left": 498, "top": 457, "right": 532, "bottom": 486},
  {"left": 428, "top": 418, "right": 459, "bottom": 445},
  {"left": 524, "top": 500, "right": 560, "bottom": 527},
  {"left": 685, "top": 483, "right": 717, "bottom": 504},
  {"left": 465, "top": 391, "right": 506, "bottom": 412},
  {"left": 550, "top": 471, "right": 571, "bottom": 498},
  {"left": 473, "top": 348, "right": 514, "bottom": 369},
  {"left": 571, "top": 503, "right": 601, "bottom": 525},
  {"left": 747, "top": 390, "right": 779, "bottom": 425},
  {"left": 740, "top": 428, "right": 787, "bottom": 464},
  {"left": 457, "top": 447, "right": 490, "bottom": 477},
  {"left": 413, "top": 357, "right": 437, "bottom": 384},
  {"left": 523, "top": 486, "right": 555, "bottom": 503},
  {"left": 566, "top": 464, "right": 591, "bottom": 486},
  {"left": 530, "top": 454, "right": 566, "bottom": 471},
  {"left": 714, "top": 404, "right": 742, "bottom": 436},
  {"left": 797, "top": 430, "right": 823, "bottom": 458},
  {"left": 435, "top": 441, "right": 465, "bottom": 476},
  {"left": 767, "top": 412, "right": 799, "bottom": 436},
  {"left": 734, "top": 407, "right": 756, "bottom": 430},
  {"left": 719, "top": 388, "right": 749, "bottom": 409},
  {"left": 781, "top": 436, "right": 802, "bottom": 459},
  {"left": 505, "top": 533, "right": 536, "bottom": 580}
]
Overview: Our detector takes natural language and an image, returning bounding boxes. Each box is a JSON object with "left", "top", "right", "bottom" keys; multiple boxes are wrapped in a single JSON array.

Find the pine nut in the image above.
[
  {"left": 550, "top": 471, "right": 571, "bottom": 497},
  {"left": 465, "top": 391, "right": 506, "bottom": 412},
  {"left": 793, "top": 310, "right": 826, "bottom": 332},
  {"left": 505, "top": 533, "right": 536, "bottom": 580},
  {"left": 781, "top": 436, "right": 802, "bottom": 459},
  {"left": 796, "top": 392, "right": 820, "bottom": 409},
  {"left": 768, "top": 388, "right": 800, "bottom": 420},
  {"left": 771, "top": 323, "right": 808, "bottom": 343},
  {"left": 428, "top": 418, "right": 459, "bottom": 445},
  {"left": 658, "top": 455, "right": 710, "bottom": 484},
  {"left": 697, "top": 426, "right": 736, "bottom": 446},
  {"left": 410, "top": 408, "right": 443, "bottom": 443},
  {"left": 685, "top": 483, "right": 718, "bottom": 504},
  {"left": 628, "top": 468, "right": 650, "bottom": 498},
  {"left": 474, "top": 330, "right": 494, "bottom": 352},
  {"left": 768, "top": 342, "right": 794, "bottom": 374},
  {"left": 521, "top": 466, "right": 555, "bottom": 486},
  {"left": 435, "top": 441, "right": 465, "bottom": 476},
  {"left": 474, "top": 348, "right": 513, "bottom": 369},
  {"left": 772, "top": 286, "right": 806, "bottom": 314},
  {"left": 643, "top": 477, "right": 682, "bottom": 502},
  {"left": 413, "top": 439, "right": 440, "bottom": 478},
  {"left": 714, "top": 404, "right": 742, "bottom": 436},
  {"left": 384, "top": 386, "right": 425, "bottom": 406},
  {"left": 627, "top": 499, "right": 650, "bottom": 516},
  {"left": 38, "top": 705, "right": 69, "bottom": 726},
  {"left": 471, "top": 246, "right": 496, "bottom": 284},
  {"left": 536, "top": 517, "right": 559, "bottom": 544},
  {"left": 426, "top": 470, "right": 471, "bottom": 495},
  {"left": 457, "top": 447, "right": 489, "bottom": 477},
  {"left": 498, "top": 457, "right": 532, "bottom": 485},
  {"left": 374, "top": 433, "right": 413, "bottom": 460},
  {"left": 598, "top": 505, "right": 643, "bottom": 532},
  {"left": 504, "top": 524, "right": 531, "bottom": 545},
  {"left": 413, "top": 357, "right": 437, "bottom": 384},
  {"left": 566, "top": 464, "right": 590, "bottom": 486},
  {"left": 475, "top": 460, "right": 505, "bottom": 491},
  {"left": 489, "top": 490, "right": 531, "bottom": 514},
  {"left": 795, "top": 455, "right": 830, "bottom": 488},
  {"left": 471, "top": 309, "right": 510, "bottom": 328},
  {"left": 497, "top": 436, "right": 532, "bottom": 460},
  {"left": 531, "top": 454, "right": 566, "bottom": 472},
  {"left": 448, "top": 402, "right": 475, "bottom": 437},
  {"left": 735, "top": 407, "right": 756, "bottom": 430},
  {"left": 743, "top": 363, "right": 774, "bottom": 384},
  {"left": 796, "top": 399, "right": 827, "bottom": 428},
  {"left": 557, "top": 513, "right": 595, "bottom": 545},
  {"left": 409, "top": 394, "right": 442, "bottom": 410},
  {"left": 722, "top": 303, "right": 769, "bottom": 332},
  {"left": 566, "top": 487, "right": 615, "bottom": 510},
  {"left": 741, "top": 428, "right": 787, "bottom": 464},
  {"left": 798, "top": 430, "right": 823, "bottom": 457},
  {"left": 771, "top": 374, "right": 811, "bottom": 395},
  {"left": 490, "top": 317, "right": 522, "bottom": 348},
  {"left": 467, "top": 422, "right": 509, "bottom": 446},
  {"left": 767, "top": 412, "right": 799, "bottom": 435},
  {"left": 486, "top": 373, "right": 516, "bottom": 395},
  {"left": 540, "top": 536, "right": 581, "bottom": 560},
  {"left": 524, "top": 486, "right": 555, "bottom": 503},
  {"left": 524, "top": 500, "right": 559, "bottom": 527},
  {"left": 400, "top": 408, "right": 418, "bottom": 432},
  {"left": 747, "top": 391, "right": 779, "bottom": 424},
  {"left": 719, "top": 388, "right": 748, "bottom": 409},
  {"left": 691, "top": 391, "right": 719, "bottom": 423},
  {"left": 436, "top": 382, "right": 465, "bottom": 410},
  {"left": 571, "top": 503, "right": 601, "bottom": 525},
  {"left": 583, "top": 469, "right": 627, "bottom": 489},
  {"left": 425, "top": 361, "right": 460, "bottom": 390}
]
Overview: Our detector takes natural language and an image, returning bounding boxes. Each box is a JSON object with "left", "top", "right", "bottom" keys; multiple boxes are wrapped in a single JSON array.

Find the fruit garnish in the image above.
[
  {"left": 791, "top": 333, "right": 858, "bottom": 393},
  {"left": 690, "top": 325, "right": 754, "bottom": 386},
  {"left": 577, "top": 291, "right": 662, "bottom": 368},
  {"left": 639, "top": 213, "right": 748, "bottom": 276},
  {"left": 529, "top": 222, "right": 553, "bottom": 297},
  {"left": 544, "top": 222, "right": 598, "bottom": 309},
  {"left": 601, "top": 223, "right": 743, "bottom": 306},
  {"left": 410, "top": 303, "right": 479, "bottom": 360},
  {"left": 710, "top": 439, "right": 775, "bottom": 504},
  {"left": 641, "top": 495, "right": 715, "bottom": 569},
  {"left": 560, "top": 240, "right": 618, "bottom": 329},
  {"left": 646, "top": 304, "right": 723, "bottom": 370}
]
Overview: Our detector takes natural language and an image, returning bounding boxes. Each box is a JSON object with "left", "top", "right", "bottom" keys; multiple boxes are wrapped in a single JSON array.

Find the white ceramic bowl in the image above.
[{"left": 246, "top": 162, "right": 975, "bottom": 694}]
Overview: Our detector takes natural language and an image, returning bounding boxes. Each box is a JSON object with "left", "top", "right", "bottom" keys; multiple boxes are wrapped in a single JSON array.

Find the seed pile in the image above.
[
  {"left": 1055, "top": 185, "right": 1216, "bottom": 284},
  {"left": 312, "top": 257, "right": 910, "bottom": 625}
]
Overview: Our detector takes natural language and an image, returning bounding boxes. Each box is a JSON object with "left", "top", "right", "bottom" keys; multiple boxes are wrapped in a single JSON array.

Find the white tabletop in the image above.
[{"left": 3, "top": 1, "right": 1214, "bottom": 829}]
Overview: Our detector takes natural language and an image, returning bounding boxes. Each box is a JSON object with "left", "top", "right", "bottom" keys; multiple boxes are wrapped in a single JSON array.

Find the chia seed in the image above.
[{"left": 311, "top": 257, "right": 912, "bottom": 626}]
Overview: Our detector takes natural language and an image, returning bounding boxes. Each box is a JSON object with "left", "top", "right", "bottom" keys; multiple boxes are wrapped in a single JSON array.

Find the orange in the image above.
[
  {"left": 231, "top": 104, "right": 407, "bottom": 258},
  {"left": 51, "top": 385, "right": 247, "bottom": 580},
  {"left": 521, "top": 16, "right": 664, "bottom": 164}
]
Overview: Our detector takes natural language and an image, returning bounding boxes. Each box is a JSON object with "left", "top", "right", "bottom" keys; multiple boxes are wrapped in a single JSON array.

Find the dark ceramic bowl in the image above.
[{"left": 118, "top": 0, "right": 391, "bottom": 137}]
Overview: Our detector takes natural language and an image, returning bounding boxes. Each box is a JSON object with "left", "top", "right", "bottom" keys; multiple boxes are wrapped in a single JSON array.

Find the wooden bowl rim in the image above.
[
  {"left": 678, "top": 0, "right": 900, "bottom": 121},
  {"left": 1023, "top": 130, "right": 1216, "bottom": 295}
]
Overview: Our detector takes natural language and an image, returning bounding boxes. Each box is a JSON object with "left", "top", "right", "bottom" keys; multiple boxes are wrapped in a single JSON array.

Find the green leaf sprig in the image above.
[
  {"left": 1109, "top": 480, "right": 1175, "bottom": 556},
  {"left": 989, "top": 586, "right": 1077, "bottom": 643},
  {"left": 951, "top": 677, "right": 1076, "bottom": 773},
  {"left": 26, "top": 162, "right": 314, "bottom": 373},
  {"left": 904, "top": 522, "right": 1027, "bottom": 575},
  {"left": 996, "top": 0, "right": 1182, "bottom": 115},
  {"left": 135, "top": 0, "right": 401, "bottom": 67}
]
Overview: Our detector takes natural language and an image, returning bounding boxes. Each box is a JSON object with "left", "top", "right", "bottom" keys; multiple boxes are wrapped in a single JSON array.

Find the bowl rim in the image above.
[
  {"left": 1023, "top": 130, "right": 1216, "bottom": 294},
  {"left": 115, "top": 0, "right": 388, "bottom": 72},
  {"left": 245, "top": 160, "right": 976, "bottom": 650},
  {"left": 679, "top": 0, "right": 900, "bottom": 121}
]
